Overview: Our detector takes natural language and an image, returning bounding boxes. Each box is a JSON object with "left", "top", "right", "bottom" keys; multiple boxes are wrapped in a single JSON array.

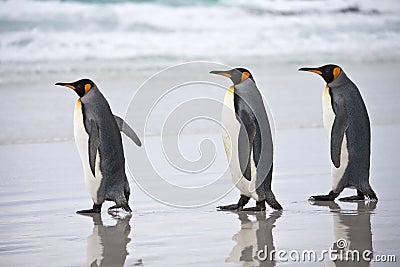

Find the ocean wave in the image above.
[
  {"left": 244, "top": 5, "right": 382, "bottom": 16},
  {"left": 0, "top": 0, "right": 399, "bottom": 67}
]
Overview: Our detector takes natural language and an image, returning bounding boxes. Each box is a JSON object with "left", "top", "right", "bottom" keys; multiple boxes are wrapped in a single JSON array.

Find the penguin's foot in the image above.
[
  {"left": 217, "top": 195, "right": 250, "bottom": 211},
  {"left": 77, "top": 209, "right": 99, "bottom": 214},
  {"left": 309, "top": 195, "right": 336, "bottom": 201},
  {"left": 107, "top": 203, "right": 132, "bottom": 214},
  {"left": 309, "top": 191, "right": 339, "bottom": 201},
  {"left": 241, "top": 201, "right": 266, "bottom": 212},
  {"left": 108, "top": 205, "right": 121, "bottom": 212},
  {"left": 241, "top": 206, "right": 266, "bottom": 212},
  {"left": 76, "top": 203, "right": 102, "bottom": 214},
  {"left": 339, "top": 195, "right": 365, "bottom": 202},
  {"left": 366, "top": 196, "right": 378, "bottom": 202},
  {"left": 217, "top": 204, "right": 241, "bottom": 211}
]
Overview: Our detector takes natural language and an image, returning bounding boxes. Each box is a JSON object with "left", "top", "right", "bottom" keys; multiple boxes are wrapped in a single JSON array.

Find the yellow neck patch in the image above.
[
  {"left": 241, "top": 71, "right": 250, "bottom": 82},
  {"left": 84, "top": 84, "right": 92, "bottom": 94},
  {"left": 228, "top": 85, "right": 234, "bottom": 93},
  {"left": 333, "top": 67, "right": 341, "bottom": 80}
]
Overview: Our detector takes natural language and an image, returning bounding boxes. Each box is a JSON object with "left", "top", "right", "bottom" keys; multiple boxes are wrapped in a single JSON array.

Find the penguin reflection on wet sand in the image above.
[
  {"left": 210, "top": 68, "right": 282, "bottom": 211},
  {"left": 299, "top": 65, "right": 377, "bottom": 202},
  {"left": 83, "top": 213, "right": 133, "bottom": 267},
  {"left": 226, "top": 211, "right": 281, "bottom": 266},
  {"left": 55, "top": 79, "right": 142, "bottom": 214},
  {"left": 311, "top": 200, "right": 376, "bottom": 266}
]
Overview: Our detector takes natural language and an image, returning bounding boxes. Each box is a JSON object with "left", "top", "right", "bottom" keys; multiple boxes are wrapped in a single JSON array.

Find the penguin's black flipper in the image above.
[
  {"left": 88, "top": 120, "right": 100, "bottom": 177},
  {"left": 331, "top": 95, "right": 349, "bottom": 168},
  {"left": 114, "top": 115, "right": 142, "bottom": 147}
]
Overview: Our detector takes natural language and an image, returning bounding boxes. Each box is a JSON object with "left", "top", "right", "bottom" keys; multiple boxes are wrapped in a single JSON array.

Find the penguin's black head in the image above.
[
  {"left": 210, "top": 67, "right": 254, "bottom": 85},
  {"left": 55, "top": 78, "right": 95, "bottom": 97},
  {"left": 298, "top": 64, "right": 342, "bottom": 84}
]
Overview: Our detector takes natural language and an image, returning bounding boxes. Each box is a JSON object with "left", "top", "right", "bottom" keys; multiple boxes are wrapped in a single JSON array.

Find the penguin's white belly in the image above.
[
  {"left": 322, "top": 87, "right": 349, "bottom": 191},
  {"left": 74, "top": 100, "right": 103, "bottom": 203},
  {"left": 222, "top": 87, "right": 259, "bottom": 200}
]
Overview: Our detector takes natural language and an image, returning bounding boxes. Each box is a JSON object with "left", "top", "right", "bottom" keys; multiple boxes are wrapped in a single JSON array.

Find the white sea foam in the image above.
[{"left": 0, "top": 0, "right": 399, "bottom": 67}]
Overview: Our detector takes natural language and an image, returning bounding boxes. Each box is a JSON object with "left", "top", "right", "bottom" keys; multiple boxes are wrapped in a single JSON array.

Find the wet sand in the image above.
[
  {"left": 0, "top": 64, "right": 399, "bottom": 266},
  {"left": 0, "top": 125, "right": 399, "bottom": 266}
]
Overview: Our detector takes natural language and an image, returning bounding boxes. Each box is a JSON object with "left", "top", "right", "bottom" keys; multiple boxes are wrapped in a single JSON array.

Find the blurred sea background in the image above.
[{"left": 1, "top": 0, "right": 400, "bottom": 84}]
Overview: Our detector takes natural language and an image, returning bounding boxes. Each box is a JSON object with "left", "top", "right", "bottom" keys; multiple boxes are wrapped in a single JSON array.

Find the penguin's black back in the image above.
[
  {"left": 234, "top": 78, "right": 274, "bottom": 200},
  {"left": 329, "top": 74, "right": 371, "bottom": 189},
  {"left": 81, "top": 87, "right": 128, "bottom": 201}
]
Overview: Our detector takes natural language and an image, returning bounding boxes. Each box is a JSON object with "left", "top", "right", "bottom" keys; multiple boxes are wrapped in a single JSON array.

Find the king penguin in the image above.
[
  {"left": 299, "top": 64, "right": 377, "bottom": 202},
  {"left": 55, "top": 79, "right": 142, "bottom": 213},
  {"left": 210, "top": 68, "right": 282, "bottom": 211}
]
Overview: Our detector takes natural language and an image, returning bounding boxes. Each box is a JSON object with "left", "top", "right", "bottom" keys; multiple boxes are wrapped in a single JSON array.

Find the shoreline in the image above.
[{"left": 1, "top": 62, "right": 399, "bottom": 144}]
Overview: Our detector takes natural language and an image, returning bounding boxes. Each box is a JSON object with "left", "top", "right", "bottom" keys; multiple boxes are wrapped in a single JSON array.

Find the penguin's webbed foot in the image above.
[
  {"left": 77, "top": 208, "right": 101, "bottom": 214},
  {"left": 108, "top": 204, "right": 132, "bottom": 214},
  {"left": 339, "top": 195, "right": 365, "bottom": 202},
  {"left": 241, "top": 206, "right": 266, "bottom": 212},
  {"left": 77, "top": 203, "right": 102, "bottom": 214},
  {"left": 108, "top": 205, "right": 121, "bottom": 212},
  {"left": 241, "top": 201, "right": 266, "bottom": 212},
  {"left": 217, "top": 195, "right": 250, "bottom": 211},
  {"left": 217, "top": 204, "right": 241, "bottom": 211},
  {"left": 309, "top": 191, "right": 339, "bottom": 201},
  {"left": 309, "top": 195, "right": 335, "bottom": 201}
]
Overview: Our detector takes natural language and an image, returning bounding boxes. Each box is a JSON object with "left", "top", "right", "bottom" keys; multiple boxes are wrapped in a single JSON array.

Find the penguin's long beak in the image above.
[
  {"left": 210, "top": 70, "right": 232, "bottom": 78},
  {"left": 55, "top": 82, "right": 76, "bottom": 90},
  {"left": 298, "top": 67, "right": 323, "bottom": 75}
]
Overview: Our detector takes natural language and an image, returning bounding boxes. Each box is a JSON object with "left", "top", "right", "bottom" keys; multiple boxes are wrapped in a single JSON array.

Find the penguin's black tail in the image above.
[
  {"left": 122, "top": 203, "right": 132, "bottom": 213},
  {"left": 115, "top": 194, "right": 132, "bottom": 213},
  {"left": 360, "top": 184, "right": 378, "bottom": 202},
  {"left": 121, "top": 183, "right": 132, "bottom": 212},
  {"left": 265, "top": 191, "right": 283, "bottom": 210}
]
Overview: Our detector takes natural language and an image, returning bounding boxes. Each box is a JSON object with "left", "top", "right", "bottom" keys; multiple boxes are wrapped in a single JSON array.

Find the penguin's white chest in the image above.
[
  {"left": 221, "top": 87, "right": 258, "bottom": 200},
  {"left": 322, "top": 86, "right": 349, "bottom": 190},
  {"left": 74, "top": 99, "right": 103, "bottom": 203}
]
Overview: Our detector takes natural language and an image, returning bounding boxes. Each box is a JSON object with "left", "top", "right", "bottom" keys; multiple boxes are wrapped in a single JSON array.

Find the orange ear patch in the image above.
[
  {"left": 84, "top": 83, "right": 92, "bottom": 94},
  {"left": 241, "top": 71, "right": 250, "bottom": 82},
  {"left": 333, "top": 67, "right": 341, "bottom": 80}
]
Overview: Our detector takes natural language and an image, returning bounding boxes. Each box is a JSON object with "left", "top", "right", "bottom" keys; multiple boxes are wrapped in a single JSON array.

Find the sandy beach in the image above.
[
  {"left": 0, "top": 62, "right": 399, "bottom": 266},
  {"left": 0, "top": 126, "right": 399, "bottom": 266}
]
